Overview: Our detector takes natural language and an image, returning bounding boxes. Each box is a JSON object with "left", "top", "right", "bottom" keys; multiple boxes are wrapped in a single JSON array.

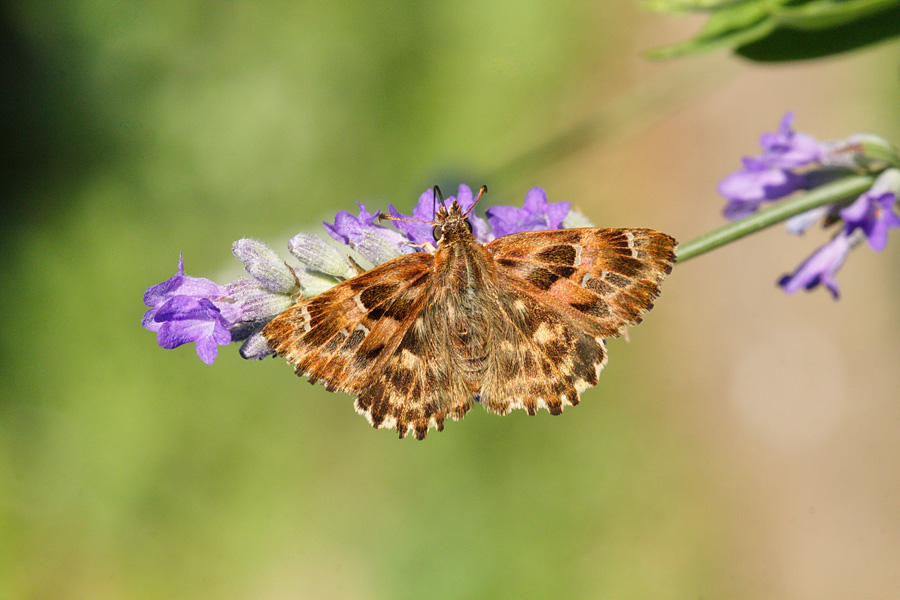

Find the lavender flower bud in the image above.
[
  {"left": 288, "top": 233, "right": 357, "bottom": 279},
  {"left": 231, "top": 239, "right": 298, "bottom": 294}
]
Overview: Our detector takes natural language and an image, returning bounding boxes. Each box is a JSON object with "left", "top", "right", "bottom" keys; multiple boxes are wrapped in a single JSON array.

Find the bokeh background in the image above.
[{"left": 3, "top": 2, "right": 899, "bottom": 599}]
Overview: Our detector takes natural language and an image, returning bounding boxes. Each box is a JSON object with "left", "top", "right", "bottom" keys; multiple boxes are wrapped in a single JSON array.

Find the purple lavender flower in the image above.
[
  {"left": 839, "top": 187, "right": 900, "bottom": 252},
  {"left": 778, "top": 231, "right": 854, "bottom": 300},
  {"left": 776, "top": 168, "right": 900, "bottom": 299},
  {"left": 718, "top": 157, "right": 806, "bottom": 219},
  {"left": 718, "top": 117, "right": 900, "bottom": 300},
  {"left": 719, "top": 113, "right": 829, "bottom": 220},
  {"left": 142, "top": 255, "right": 241, "bottom": 364},
  {"left": 485, "top": 187, "right": 570, "bottom": 238},
  {"left": 758, "top": 112, "right": 826, "bottom": 169}
]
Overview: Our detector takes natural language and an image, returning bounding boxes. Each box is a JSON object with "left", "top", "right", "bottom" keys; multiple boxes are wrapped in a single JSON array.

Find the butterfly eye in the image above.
[
  {"left": 432, "top": 225, "right": 444, "bottom": 242},
  {"left": 464, "top": 219, "right": 473, "bottom": 234}
]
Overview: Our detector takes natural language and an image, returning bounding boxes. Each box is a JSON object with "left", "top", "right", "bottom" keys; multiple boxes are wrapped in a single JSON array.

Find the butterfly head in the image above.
[
  {"left": 379, "top": 185, "right": 487, "bottom": 247},
  {"left": 431, "top": 184, "right": 487, "bottom": 245},
  {"left": 431, "top": 201, "right": 474, "bottom": 244}
]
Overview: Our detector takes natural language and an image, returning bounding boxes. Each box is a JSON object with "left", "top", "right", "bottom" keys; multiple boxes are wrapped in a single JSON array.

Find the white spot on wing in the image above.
[
  {"left": 300, "top": 306, "right": 312, "bottom": 332},
  {"left": 353, "top": 292, "right": 366, "bottom": 312},
  {"left": 534, "top": 323, "right": 554, "bottom": 345},
  {"left": 573, "top": 244, "right": 583, "bottom": 267},
  {"left": 580, "top": 272, "right": 593, "bottom": 287},
  {"left": 625, "top": 230, "right": 638, "bottom": 258},
  {"left": 400, "top": 349, "right": 419, "bottom": 368}
]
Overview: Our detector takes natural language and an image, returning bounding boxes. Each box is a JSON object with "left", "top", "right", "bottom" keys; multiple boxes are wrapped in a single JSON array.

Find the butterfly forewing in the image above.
[
  {"left": 486, "top": 228, "right": 677, "bottom": 338},
  {"left": 264, "top": 252, "right": 434, "bottom": 393}
]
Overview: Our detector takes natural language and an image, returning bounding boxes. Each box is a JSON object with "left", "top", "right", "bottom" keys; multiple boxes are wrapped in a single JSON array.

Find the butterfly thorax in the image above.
[{"left": 429, "top": 202, "right": 498, "bottom": 384}]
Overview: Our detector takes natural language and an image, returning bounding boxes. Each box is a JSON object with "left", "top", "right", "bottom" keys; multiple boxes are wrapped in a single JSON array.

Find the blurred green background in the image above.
[{"left": 3, "top": 2, "right": 899, "bottom": 599}]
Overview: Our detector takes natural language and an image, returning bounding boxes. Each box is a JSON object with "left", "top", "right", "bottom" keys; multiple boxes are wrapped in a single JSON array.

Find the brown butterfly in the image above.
[{"left": 263, "top": 186, "right": 677, "bottom": 440}]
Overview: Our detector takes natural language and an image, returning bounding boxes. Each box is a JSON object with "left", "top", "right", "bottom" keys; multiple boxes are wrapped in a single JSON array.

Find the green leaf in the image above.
[
  {"left": 646, "top": 2, "right": 777, "bottom": 58},
  {"left": 736, "top": 3, "right": 900, "bottom": 61},
  {"left": 774, "top": 0, "right": 900, "bottom": 30},
  {"left": 645, "top": 0, "right": 900, "bottom": 61},
  {"left": 641, "top": 0, "right": 759, "bottom": 13}
]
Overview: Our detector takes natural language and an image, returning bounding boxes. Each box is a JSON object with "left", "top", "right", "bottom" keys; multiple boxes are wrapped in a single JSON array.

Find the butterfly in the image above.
[{"left": 263, "top": 186, "right": 677, "bottom": 440}]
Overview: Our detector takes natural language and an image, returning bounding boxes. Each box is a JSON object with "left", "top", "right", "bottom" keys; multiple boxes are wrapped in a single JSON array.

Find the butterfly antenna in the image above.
[
  {"left": 463, "top": 185, "right": 488, "bottom": 217},
  {"left": 378, "top": 213, "right": 435, "bottom": 224},
  {"left": 433, "top": 185, "right": 448, "bottom": 218}
]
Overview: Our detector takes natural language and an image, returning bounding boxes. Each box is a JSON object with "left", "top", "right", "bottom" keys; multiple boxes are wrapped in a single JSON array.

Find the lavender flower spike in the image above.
[
  {"left": 142, "top": 254, "right": 241, "bottom": 364},
  {"left": 144, "top": 184, "right": 585, "bottom": 363}
]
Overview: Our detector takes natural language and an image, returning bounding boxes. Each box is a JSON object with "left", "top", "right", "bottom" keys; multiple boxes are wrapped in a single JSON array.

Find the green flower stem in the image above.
[{"left": 676, "top": 175, "right": 875, "bottom": 263}]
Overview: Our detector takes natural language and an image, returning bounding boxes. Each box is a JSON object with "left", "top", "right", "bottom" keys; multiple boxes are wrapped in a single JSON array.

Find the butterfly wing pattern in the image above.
[{"left": 264, "top": 201, "right": 676, "bottom": 440}]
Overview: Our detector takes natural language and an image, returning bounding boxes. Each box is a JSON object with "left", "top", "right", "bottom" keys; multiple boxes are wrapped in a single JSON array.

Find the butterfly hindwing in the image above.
[
  {"left": 478, "top": 283, "right": 608, "bottom": 417},
  {"left": 353, "top": 295, "right": 475, "bottom": 440}
]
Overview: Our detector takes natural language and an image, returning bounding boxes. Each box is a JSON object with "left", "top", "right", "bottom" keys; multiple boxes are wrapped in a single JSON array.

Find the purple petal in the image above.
[
  {"left": 144, "top": 279, "right": 224, "bottom": 309},
  {"left": 722, "top": 200, "right": 763, "bottom": 221},
  {"left": 141, "top": 307, "right": 161, "bottom": 332},
  {"left": 758, "top": 112, "right": 825, "bottom": 169},
  {"left": 839, "top": 193, "right": 872, "bottom": 223},
  {"left": 486, "top": 187, "right": 571, "bottom": 238},
  {"left": 323, "top": 210, "right": 362, "bottom": 244},
  {"left": 195, "top": 324, "right": 231, "bottom": 365},
  {"left": 388, "top": 189, "right": 436, "bottom": 246},
  {"left": 324, "top": 203, "right": 409, "bottom": 264},
  {"left": 455, "top": 184, "right": 474, "bottom": 209},
  {"left": 840, "top": 190, "right": 900, "bottom": 252},
  {"left": 785, "top": 206, "right": 828, "bottom": 235},
  {"left": 718, "top": 164, "right": 801, "bottom": 204},
  {"left": 778, "top": 232, "right": 852, "bottom": 300},
  {"left": 143, "top": 254, "right": 227, "bottom": 307},
  {"left": 156, "top": 315, "right": 230, "bottom": 351},
  {"left": 154, "top": 295, "right": 217, "bottom": 322}
]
